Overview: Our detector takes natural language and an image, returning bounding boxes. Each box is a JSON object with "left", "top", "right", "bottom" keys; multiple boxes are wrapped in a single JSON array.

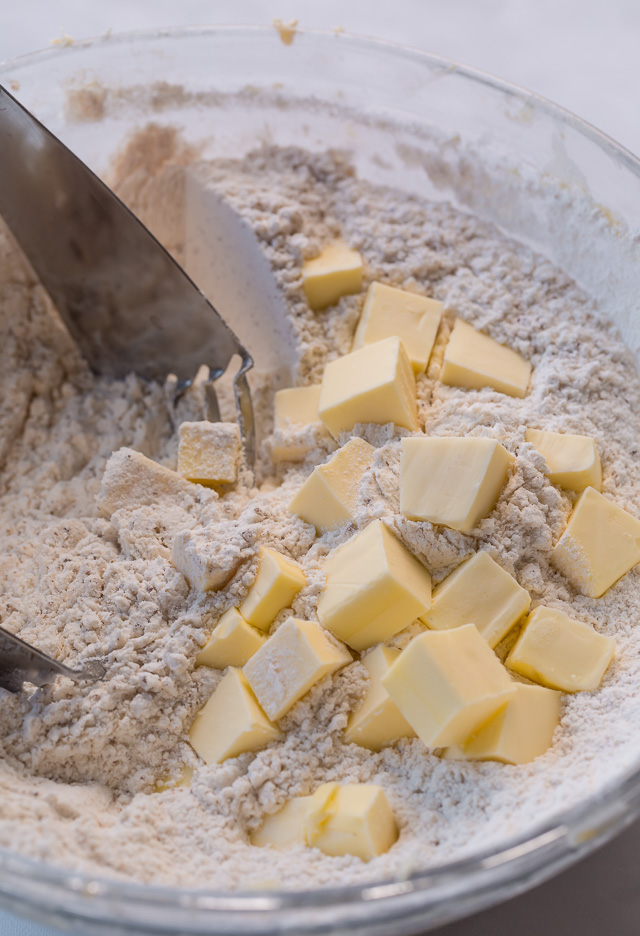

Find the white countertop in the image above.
[{"left": 2, "top": 2, "right": 640, "bottom": 933}]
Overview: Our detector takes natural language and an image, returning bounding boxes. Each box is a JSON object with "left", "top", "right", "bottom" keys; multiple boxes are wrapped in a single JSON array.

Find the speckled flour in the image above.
[{"left": 1, "top": 135, "right": 640, "bottom": 891}]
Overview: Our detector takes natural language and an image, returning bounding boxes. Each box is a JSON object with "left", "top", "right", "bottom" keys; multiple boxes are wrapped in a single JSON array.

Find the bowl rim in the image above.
[{"left": 2, "top": 21, "right": 640, "bottom": 921}]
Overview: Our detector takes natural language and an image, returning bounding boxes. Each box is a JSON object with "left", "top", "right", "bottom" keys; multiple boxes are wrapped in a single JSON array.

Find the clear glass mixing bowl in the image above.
[{"left": 2, "top": 25, "right": 640, "bottom": 936}]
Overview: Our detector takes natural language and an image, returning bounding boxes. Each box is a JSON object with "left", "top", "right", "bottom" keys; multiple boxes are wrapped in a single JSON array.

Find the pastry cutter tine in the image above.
[{"left": 0, "top": 83, "right": 255, "bottom": 689}]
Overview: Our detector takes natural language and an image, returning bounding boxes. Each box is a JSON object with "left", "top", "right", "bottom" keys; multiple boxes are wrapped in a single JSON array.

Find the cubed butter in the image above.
[
  {"left": 318, "top": 337, "right": 419, "bottom": 438},
  {"left": 441, "top": 318, "right": 532, "bottom": 398},
  {"left": 302, "top": 240, "right": 363, "bottom": 310},
  {"left": 97, "top": 447, "right": 201, "bottom": 516},
  {"left": 306, "top": 783, "right": 398, "bottom": 862},
  {"left": 552, "top": 486, "right": 640, "bottom": 597},
  {"left": 317, "top": 520, "right": 432, "bottom": 652},
  {"left": 172, "top": 528, "right": 245, "bottom": 592},
  {"left": 506, "top": 606, "right": 615, "bottom": 692},
  {"left": 422, "top": 551, "right": 531, "bottom": 648},
  {"left": 273, "top": 385, "right": 322, "bottom": 462},
  {"left": 526, "top": 428, "right": 602, "bottom": 492},
  {"left": 443, "top": 683, "right": 560, "bottom": 765},
  {"left": 250, "top": 795, "right": 313, "bottom": 848},
  {"left": 239, "top": 547, "right": 306, "bottom": 631},
  {"left": 195, "top": 607, "right": 266, "bottom": 669},
  {"left": 344, "top": 645, "right": 416, "bottom": 750},
  {"left": 289, "top": 437, "right": 375, "bottom": 532},
  {"left": 178, "top": 420, "right": 241, "bottom": 487},
  {"left": 352, "top": 281, "right": 443, "bottom": 373},
  {"left": 382, "top": 624, "right": 516, "bottom": 747},
  {"left": 189, "top": 667, "right": 280, "bottom": 764},
  {"left": 400, "top": 436, "right": 514, "bottom": 533},
  {"left": 244, "top": 618, "right": 351, "bottom": 721}
]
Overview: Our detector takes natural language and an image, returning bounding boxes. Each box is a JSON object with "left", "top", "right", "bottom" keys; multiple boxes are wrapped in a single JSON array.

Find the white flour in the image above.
[{"left": 1, "top": 135, "right": 640, "bottom": 890}]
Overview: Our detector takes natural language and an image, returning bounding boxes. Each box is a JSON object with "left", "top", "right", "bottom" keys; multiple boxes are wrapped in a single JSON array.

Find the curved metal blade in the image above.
[{"left": 0, "top": 626, "right": 105, "bottom": 693}]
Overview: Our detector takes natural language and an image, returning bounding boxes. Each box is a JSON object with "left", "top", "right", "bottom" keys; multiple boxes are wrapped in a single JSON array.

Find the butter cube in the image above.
[
  {"left": 195, "top": 607, "right": 266, "bottom": 669},
  {"left": 244, "top": 618, "right": 351, "bottom": 721},
  {"left": 382, "top": 624, "right": 516, "bottom": 747},
  {"left": 178, "top": 421, "right": 241, "bottom": 487},
  {"left": 251, "top": 795, "right": 313, "bottom": 849},
  {"left": 97, "top": 447, "right": 202, "bottom": 516},
  {"left": 422, "top": 551, "right": 531, "bottom": 648},
  {"left": 307, "top": 783, "right": 398, "bottom": 862},
  {"left": 302, "top": 240, "right": 363, "bottom": 310},
  {"left": 444, "top": 683, "right": 560, "bottom": 765},
  {"left": 441, "top": 319, "right": 532, "bottom": 398},
  {"left": 189, "top": 668, "right": 280, "bottom": 764},
  {"left": 400, "top": 437, "right": 514, "bottom": 533},
  {"left": 318, "top": 337, "right": 419, "bottom": 438},
  {"left": 552, "top": 487, "right": 640, "bottom": 598},
  {"left": 344, "top": 645, "right": 416, "bottom": 750},
  {"left": 289, "top": 437, "right": 375, "bottom": 532},
  {"left": 239, "top": 547, "right": 306, "bottom": 631},
  {"left": 506, "top": 606, "right": 615, "bottom": 692},
  {"left": 273, "top": 385, "right": 322, "bottom": 462},
  {"left": 352, "top": 281, "right": 443, "bottom": 373},
  {"left": 317, "top": 520, "right": 432, "bottom": 652},
  {"left": 171, "top": 527, "right": 247, "bottom": 592},
  {"left": 526, "top": 428, "right": 602, "bottom": 492}
]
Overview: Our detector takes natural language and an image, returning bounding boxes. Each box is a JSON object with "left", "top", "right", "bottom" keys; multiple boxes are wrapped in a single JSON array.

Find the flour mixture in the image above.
[{"left": 0, "top": 134, "right": 639, "bottom": 890}]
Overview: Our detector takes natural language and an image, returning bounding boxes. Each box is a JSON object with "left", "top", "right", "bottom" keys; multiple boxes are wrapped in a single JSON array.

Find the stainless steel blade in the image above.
[{"left": 0, "top": 626, "right": 105, "bottom": 693}]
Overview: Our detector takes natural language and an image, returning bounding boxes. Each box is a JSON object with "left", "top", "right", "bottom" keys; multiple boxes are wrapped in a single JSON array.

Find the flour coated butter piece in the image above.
[
  {"left": 171, "top": 529, "right": 243, "bottom": 592},
  {"left": 352, "top": 281, "right": 443, "bottom": 373},
  {"left": 551, "top": 486, "right": 640, "bottom": 597},
  {"left": 154, "top": 764, "right": 194, "bottom": 792},
  {"left": 422, "top": 551, "right": 531, "bottom": 648},
  {"left": 250, "top": 795, "right": 313, "bottom": 848},
  {"left": 195, "top": 607, "right": 266, "bottom": 669},
  {"left": 97, "top": 447, "right": 201, "bottom": 516},
  {"left": 382, "top": 624, "right": 516, "bottom": 748},
  {"left": 506, "top": 606, "right": 615, "bottom": 692},
  {"left": 302, "top": 240, "right": 363, "bottom": 310},
  {"left": 318, "top": 337, "right": 419, "bottom": 438},
  {"left": 272, "top": 385, "right": 322, "bottom": 462},
  {"left": 443, "top": 683, "right": 560, "bottom": 765},
  {"left": 289, "top": 437, "right": 375, "bottom": 532},
  {"left": 441, "top": 318, "right": 532, "bottom": 398},
  {"left": 243, "top": 618, "right": 351, "bottom": 721},
  {"left": 239, "top": 546, "right": 306, "bottom": 631},
  {"left": 344, "top": 645, "right": 416, "bottom": 750},
  {"left": 189, "top": 668, "right": 280, "bottom": 764},
  {"left": 307, "top": 783, "right": 398, "bottom": 862},
  {"left": 177, "top": 420, "right": 241, "bottom": 487},
  {"left": 400, "top": 436, "right": 514, "bottom": 533},
  {"left": 316, "top": 519, "right": 432, "bottom": 652},
  {"left": 526, "top": 428, "right": 602, "bottom": 492}
]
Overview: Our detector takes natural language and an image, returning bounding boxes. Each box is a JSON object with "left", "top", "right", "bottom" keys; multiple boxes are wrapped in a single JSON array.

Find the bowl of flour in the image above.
[{"left": 2, "top": 26, "right": 640, "bottom": 936}]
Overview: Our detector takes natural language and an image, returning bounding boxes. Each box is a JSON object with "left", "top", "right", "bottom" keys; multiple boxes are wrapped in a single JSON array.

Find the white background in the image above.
[{"left": 2, "top": 2, "right": 640, "bottom": 934}]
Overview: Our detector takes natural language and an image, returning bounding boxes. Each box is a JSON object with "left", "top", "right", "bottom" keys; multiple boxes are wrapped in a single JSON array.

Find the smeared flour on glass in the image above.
[{"left": 1, "top": 132, "right": 640, "bottom": 891}]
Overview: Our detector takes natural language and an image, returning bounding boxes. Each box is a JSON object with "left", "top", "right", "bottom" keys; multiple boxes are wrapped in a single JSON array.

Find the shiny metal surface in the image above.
[
  {"left": 0, "top": 626, "right": 105, "bottom": 693},
  {"left": 0, "top": 84, "right": 255, "bottom": 461}
]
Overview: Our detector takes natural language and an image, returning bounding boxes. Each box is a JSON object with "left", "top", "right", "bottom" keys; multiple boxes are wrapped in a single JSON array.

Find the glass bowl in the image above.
[{"left": 2, "top": 25, "right": 640, "bottom": 936}]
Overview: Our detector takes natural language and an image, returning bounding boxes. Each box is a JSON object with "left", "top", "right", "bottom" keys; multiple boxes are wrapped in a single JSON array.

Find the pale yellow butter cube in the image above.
[
  {"left": 239, "top": 547, "right": 306, "bottom": 631},
  {"left": 244, "top": 618, "right": 351, "bottom": 721},
  {"left": 526, "top": 428, "right": 602, "bottom": 492},
  {"left": 289, "top": 438, "right": 375, "bottom": 532},
  {"left": 441, "top": 319, "right": 532, "bottom": 398},
  {"left": 444, "top": 683, "right": 560, "bottom": 765},
  {"left": 195, "top": 607, "right": 266, "bottom": 669},
  {"left": 273, "top": 385, "right": 322, "bottom": 462},
  {"left": 250, "top": 795, "right": 313, "bottom": 849},
  {"left": 382, "top": 624, "right": 516, "bottom": 747},
  {"left": 422, "top": 551, "right": 531, "bottom": 648},
  {"left": 189, "top": 668, "right": 280, "bottom": 764},
  {"left": 352, "top": 281, "right": 443, "bottom": 373},
  {"left": 345, "top": 645, "right": 416, "bottom": 750},
  {"left": 552, "top": 486, "right": 640, "bottom": 597},
  {"left": 318, "top": 337, "right": 419, "bottom": 438},
  {"left": 302, "top": 241, "right": 363, "bottom": 310},
  {"left": 317, "top": 520, "right": 432, "bottom": 652},
  {"left": 306, "top": 783, "right": 398, "bottom": 862},
  {"left": 506, "top": 606, "right": 615, "bottom": 692},
  {"left": 400, "top": 436, "right": 514, "bottom": 533},
  {"left": 178, "top": 421, "right": 241, "bottom": 487}
]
